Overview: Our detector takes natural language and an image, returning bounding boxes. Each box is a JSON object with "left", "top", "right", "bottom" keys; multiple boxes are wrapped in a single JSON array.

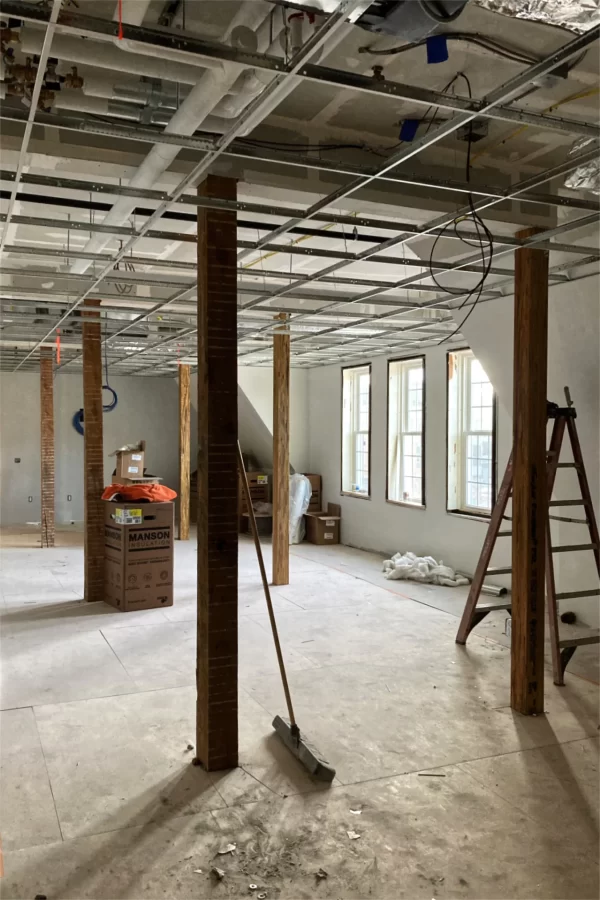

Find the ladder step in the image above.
[
  {"left": 556, "top": 463, "right": 579, "bottom": 468},
  {"left": 558, "top": 632, "right": 600, "bottom": 649},
  {"left": 549, "top": 514, "right": 589, "bottom": 524},
  {"left": 476, "top": 601, "right": 512, "bottom": 612},
  {"left": 556, "top": 589, "right": 600, "bottom": 601},
  {"left": 551, "top": 543, "right": 598, "bottom": 554},
  {"left": 549, "top": 500, "right": 586, "bottom": 507},
  {"left": 497, "top": 531, "right": 512, "bottom": 536},
  {"left": 485, "top": 566, "right": 512, "bottom": 575}
]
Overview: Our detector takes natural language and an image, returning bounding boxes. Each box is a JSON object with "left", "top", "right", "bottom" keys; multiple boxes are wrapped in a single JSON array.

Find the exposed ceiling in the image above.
[{"left": 0, "top": 0, "right": 598, "bottom": 375}]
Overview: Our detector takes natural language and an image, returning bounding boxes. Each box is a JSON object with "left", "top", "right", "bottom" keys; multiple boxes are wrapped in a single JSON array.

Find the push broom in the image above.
[{"left": 237, "top": 442, "right": 335, "bottom": 783}]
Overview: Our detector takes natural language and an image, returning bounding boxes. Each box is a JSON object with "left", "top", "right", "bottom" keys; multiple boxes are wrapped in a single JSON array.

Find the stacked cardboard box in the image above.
[
  {"left": 104, "top": 500, "right": 174, "bottom": 611},
  {"left": 239, "top": 472, "right": 269, "bottom": 514},
  {"left": 303, "top": 473, "right": 322, "bottom": 512},
  {"left": 110, "top": 441, "right": 163, "bottom": 486},
  {"left": 305, "top": 503, "right": 341, "bottom": 545}
]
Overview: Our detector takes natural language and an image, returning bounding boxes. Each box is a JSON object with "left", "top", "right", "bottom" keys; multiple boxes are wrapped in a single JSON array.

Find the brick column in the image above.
[
  {"left": 83, "top": 299, "right": 105, "bottom": 603},
  {"left": 179, "top": 363, "right": 191, "bottom": 540},
  {"left": 195, "top": 175, "right": 238, "bottom": 771},
  {"left": 40, "top": 346, "right": 55, "bottom": 548},
  {"left": 511, "top": 228, "right": 549, "bottom": 715}
]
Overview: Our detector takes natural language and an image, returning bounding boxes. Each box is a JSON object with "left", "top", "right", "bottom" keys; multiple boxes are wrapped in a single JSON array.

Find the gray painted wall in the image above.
[
  {"left": 0, "top": 372, "right": 179, "bottom": 525},
  {"left": 308, "top": 273, "right": 600, "bottom": 626}
]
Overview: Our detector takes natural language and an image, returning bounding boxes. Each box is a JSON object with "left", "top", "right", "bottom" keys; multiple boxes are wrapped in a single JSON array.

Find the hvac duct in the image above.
[
  {"left": 19, "top": 27, "right": 226, "bottom": 83},
  {"left": 67, "top": 3, "right": 273, "bottom": 276}
]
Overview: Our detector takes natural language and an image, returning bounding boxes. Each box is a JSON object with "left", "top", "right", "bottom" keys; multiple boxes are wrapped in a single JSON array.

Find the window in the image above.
[
  {"left": 342, "top": 364, "right": 371, "bottom": 496},
  {"left": 447, "top": 349, "right": 496, "bottom": 515},
  {"left": 387, "top": 356, "right": 425, "bottom": 506}
]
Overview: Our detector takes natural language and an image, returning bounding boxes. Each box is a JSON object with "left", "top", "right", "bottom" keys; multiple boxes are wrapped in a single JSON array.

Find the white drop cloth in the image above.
[{"left": 382, "top": 551, "right": 469, "bottom": 587}]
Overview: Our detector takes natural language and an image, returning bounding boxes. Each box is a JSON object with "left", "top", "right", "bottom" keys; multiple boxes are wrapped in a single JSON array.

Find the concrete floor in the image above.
[{"left": 1, "top": 526, "right": 598, "bottom": 899}]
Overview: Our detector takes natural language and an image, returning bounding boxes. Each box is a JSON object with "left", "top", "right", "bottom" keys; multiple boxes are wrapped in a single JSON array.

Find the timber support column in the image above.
[
  {"left": 40, "top": 346, "right": 55, "bottom": 548},
  {"left": 83, "top": 299, "right": 105, "bottom": 603},
  {"left": 511, "top": 228, "right": 549, "bottom": 715},
  {"left": 179, "top": 363, "right": 191, "bottom": 540},
  {"left": 196, "top": 175, "right": 238, "bottom": 771},
  {"left": 272, "top": 314, "right": 290, "bottom": 585}
]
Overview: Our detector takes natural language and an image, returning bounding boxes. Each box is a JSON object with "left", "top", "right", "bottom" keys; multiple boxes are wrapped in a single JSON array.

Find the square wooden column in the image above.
[
  {"left": 195, "top": 175, "right": 238, "bottom": 771},
  {"left": 83, "top": 299, "right": 105, "bottom": 603},
  {"left": 272, "top": 315, "right": 290, "bottom": 585},
  {"left": 40, "top": 346, "right": 55, "bottom": 548},
  {"left": 511, "top": 229, "right": 549, "bottom": 715},
  {"left": 178, "top": 363, "right": 191, "bottom": 540}
]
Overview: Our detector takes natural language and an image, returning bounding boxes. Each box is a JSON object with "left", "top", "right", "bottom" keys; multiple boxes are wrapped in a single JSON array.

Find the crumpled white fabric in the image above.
[{"left": 382, "top": 551, "right": 469, "bottom": 587}]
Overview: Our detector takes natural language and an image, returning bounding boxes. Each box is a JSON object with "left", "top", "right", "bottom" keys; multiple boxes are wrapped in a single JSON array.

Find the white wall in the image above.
[
  {"left": 308, "top": 347, "right": 513, "bottom": 577},
  {"left": 307, "top": 273, "right": 600, "bottom": 626},
  {"left": 461, "top": 273, "right": 600, "bottom": 626},
  {"left": 237, "top": 366, "right": 310, "bottom": 473},
  {"left": 0, "top": 372, "right": 179, "bottom": 525}
]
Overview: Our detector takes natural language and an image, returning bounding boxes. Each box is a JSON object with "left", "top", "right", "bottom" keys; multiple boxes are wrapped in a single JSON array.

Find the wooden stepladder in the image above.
[{"left": 456, "top": 388, "right": 600, "bottom": 685}]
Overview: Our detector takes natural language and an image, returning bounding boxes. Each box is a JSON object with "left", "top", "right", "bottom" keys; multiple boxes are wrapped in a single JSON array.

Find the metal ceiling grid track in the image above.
[{"left": 0, "top": 1, "right": 598, "bottom": 373}]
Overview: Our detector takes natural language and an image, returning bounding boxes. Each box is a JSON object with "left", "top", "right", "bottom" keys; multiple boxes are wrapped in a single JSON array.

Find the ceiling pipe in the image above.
[
  {"left": 19, "top": 26, "right": 225, "bottom": 83},
  {"left": 67, "top": 5, "right": 274, "bottom": 276},
  {"left": 112, "top": 0, "right": 152, "bottom": 27}
]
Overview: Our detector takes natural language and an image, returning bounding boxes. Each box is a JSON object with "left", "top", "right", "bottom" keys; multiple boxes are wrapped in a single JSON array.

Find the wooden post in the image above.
[
  {"left": 196, "top": 175, "right": 238, "bottom": 771},
  {"left": 40, "top": 346, "right": 55, "bottom": 548},
  {"left": 83, "top": 299, "right": 105, "bottom": 603},
  {"left": 511, "top": 228, "right": 549, "bottom": 715},
  {"left": 272, "top": 314, "right": 290, "bottom": 585},
  {"left": 178, "top": 363, "right": 191, "bottom": 540}
]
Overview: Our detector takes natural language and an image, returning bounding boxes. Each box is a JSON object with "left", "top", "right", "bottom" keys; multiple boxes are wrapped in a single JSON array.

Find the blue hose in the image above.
[{"left": 72, "top": 385, "right": 118, "bottom": 435}]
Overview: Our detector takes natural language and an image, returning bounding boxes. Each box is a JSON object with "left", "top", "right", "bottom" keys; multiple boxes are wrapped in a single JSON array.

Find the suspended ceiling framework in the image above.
[{"left": 0, "top": 1, "right": 598, "bottom": 375}]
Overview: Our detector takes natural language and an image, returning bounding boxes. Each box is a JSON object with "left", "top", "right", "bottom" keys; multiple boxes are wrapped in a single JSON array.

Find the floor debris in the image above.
[
  {"left": 249, "top": 885, "right": 258, "bottom": 891},
  {"left": 349, "top": 808, "right": 362, "bottom": 815},
  {"left": 315, "top": 868, "right": 328, "bottom": 880},
  {"left": 418, "top": 773, "right": 446, "bottom": 777},
  {"left": 347, "top": 830, "right": 361, "bottom": 840},
  {"left": 193, "top": 869, "right": 203, "bottom": 874},
  {"left": 185, "top": 743, "right": 194, "bottom": 751},
  {"left": 211, "top": 867, "right": 226, "bottom": 880},
  {"left": 217, "top": 843, "right": 236, "bottom": 855}
]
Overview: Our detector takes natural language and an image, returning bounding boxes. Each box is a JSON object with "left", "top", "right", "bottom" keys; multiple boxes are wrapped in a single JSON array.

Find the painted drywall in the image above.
[
  {"left": 308, "top": 347, "right": 513, "bottom": 579},
  {"left": 237, "top": 366, "right": 310, "bottom": 473},
  {"left": 308, "top": 272, "right": 599, "bottom": 627},
  {"left": 461, "top": 273, "right": 600, "bottom": 626},
  {"left": 0, "top": 372, "right": 179, "bottom": 525}
]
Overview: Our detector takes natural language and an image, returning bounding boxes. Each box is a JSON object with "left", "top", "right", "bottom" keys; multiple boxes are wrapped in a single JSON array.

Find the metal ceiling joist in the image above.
[
  {"left": 2, "top": 175, "right": 600, "bottom": 256},
  {"left": 0, "top": 0, "right": 62, "bottom": 254},
  {"left": 10, "top": 0, "right": 363, "bottom": 371},
  {"left": 1, "top": 1, "right": 597, "bottom": 138}
]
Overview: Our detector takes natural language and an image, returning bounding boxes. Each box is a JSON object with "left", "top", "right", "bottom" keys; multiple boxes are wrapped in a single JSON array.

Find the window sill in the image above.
[
  {"left": 386, "top": 499, "right": 426, "bottom": 510},
  {"left": 447, "top": 509, "right": 491, "bottom": 524},
  {"left": 341, "top": 491, "right": 371, "bottom": 501}
]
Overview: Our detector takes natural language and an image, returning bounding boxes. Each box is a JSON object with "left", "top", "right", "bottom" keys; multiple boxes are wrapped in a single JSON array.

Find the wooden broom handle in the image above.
[{"left": 237, "top": 442, "right": 297, "bottom": 728}]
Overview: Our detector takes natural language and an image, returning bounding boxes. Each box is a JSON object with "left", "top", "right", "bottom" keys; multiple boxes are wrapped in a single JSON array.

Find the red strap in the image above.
[
  {"left": 56, "top": 329, "right": 61, "bottom": 365},
  {"left": 117, "top": 0, "right": 123, "bottom": 39}
]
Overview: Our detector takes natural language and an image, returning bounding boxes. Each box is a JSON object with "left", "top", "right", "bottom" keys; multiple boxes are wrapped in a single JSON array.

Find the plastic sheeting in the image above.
[
  {"left": 382, "top": 551, "right": 470, "bottom": 587},
  {"left": 290, "top": 474, "right": 312, "bottom": 544},
  {"left": 475, "top": 0, "right": 600, "bottom": 33},
  {"left": 564, "top": 136, "right": 600, "bottom": 194}
]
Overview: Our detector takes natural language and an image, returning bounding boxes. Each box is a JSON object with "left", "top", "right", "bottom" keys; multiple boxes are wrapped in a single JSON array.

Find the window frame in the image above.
[
  {"left": 386, "top": 354, "right": 426, "bottom": 509},
  {"left": 340, "top": 363, "right": 372, "bottom": 500},
  {"left": 446, "top": 348, "right": 497, "bottom": 518}
]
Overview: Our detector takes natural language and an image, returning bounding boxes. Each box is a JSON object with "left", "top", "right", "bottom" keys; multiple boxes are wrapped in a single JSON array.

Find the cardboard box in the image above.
[
  {"left": 305, "top": 503, "right": 341, "bottom": 545},
  {"left": 303, "top": 473, "right": 322, "bottom": 511},
  {"left": 111, "top": 441, "right": 146, "bottom": 481},
  {"left": 104, "top": 500, "right": 174, "bottom": 611},
  {"left": 239, "top": 472, "right": 269, "bottom": 514},
  {"left": 240, "top": 512, "right": 272, "bottom": 536},
  {"left": 111, "top": 475, "right": 162, "bottom": 486}
]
